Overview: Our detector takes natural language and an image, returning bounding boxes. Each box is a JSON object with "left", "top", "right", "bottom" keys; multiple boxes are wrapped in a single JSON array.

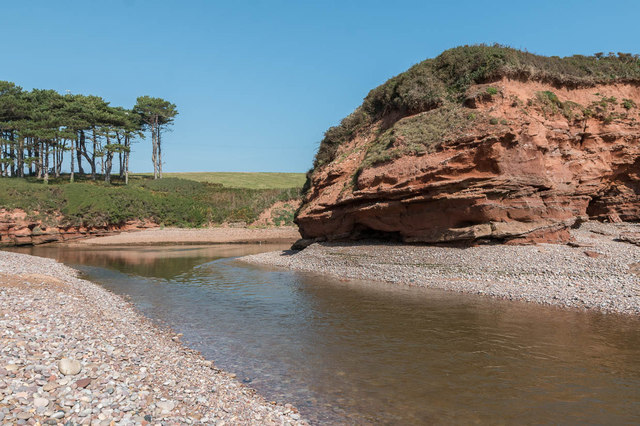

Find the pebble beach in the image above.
[
  {"left": 1, "top": 221, "right": 638, "bottom": 425},
  {"left": 243, "top": 222, "right": 640, "bottom": 316},
  {"left": 0, "top": 250, "right": 305, "bottom": 425}
]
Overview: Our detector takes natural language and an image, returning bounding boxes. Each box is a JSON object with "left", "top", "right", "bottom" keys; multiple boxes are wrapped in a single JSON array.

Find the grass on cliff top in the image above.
[
  {"left": 136, "top": 172, "right": 306, "bottom": 189},
  {"left": 312, "top": 44, "right": 640, "bottom": 171},
  {"left": 0, "top": 176, "right": 301, "bottom": 228},
  {"left": 361, "top": 104, "right": 487, "bottom": 168}
]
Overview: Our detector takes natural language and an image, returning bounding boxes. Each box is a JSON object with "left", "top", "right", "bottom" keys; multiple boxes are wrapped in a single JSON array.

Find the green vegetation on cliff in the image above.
[
  {"left": 0, "top": 176, "right": 300, "bottom": 227},
  {"left": 312, "top": 44, "right": 640, "bottom": 171}
]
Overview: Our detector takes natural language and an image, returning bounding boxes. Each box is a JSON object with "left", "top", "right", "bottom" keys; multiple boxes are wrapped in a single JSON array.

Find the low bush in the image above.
[{"left": 361, "top": 103, "right": 483, "bottom": 168}]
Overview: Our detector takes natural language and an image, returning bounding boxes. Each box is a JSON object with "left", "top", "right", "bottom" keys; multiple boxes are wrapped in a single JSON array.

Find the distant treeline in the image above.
[{"left": 0, "top": 81, "right": 177, "bottom": 183}]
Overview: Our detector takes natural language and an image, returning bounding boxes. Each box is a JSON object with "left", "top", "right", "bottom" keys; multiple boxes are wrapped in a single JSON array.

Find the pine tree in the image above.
[{"left": 133, "top": 96, "right": 178, "bottom": 179}]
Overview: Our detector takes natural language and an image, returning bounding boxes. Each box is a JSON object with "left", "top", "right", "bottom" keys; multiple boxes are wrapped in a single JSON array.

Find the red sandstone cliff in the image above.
[
  {"left": 0, "top": 209, "right": 156, "bottom": 246},
  {"left": 297, "top": 79, "right": 640, "bottom": 244}
]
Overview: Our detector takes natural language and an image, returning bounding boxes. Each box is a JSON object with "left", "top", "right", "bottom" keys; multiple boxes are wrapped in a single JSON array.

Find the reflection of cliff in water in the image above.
[
  {"left": 297, "top": 274, "right": 640, "bottom": 353},
  {"left": 293, "top": 275, "right": 640, "bottom": 399},
  {"left": 7, "top": 244, "right": 288, "bottom": 280}
]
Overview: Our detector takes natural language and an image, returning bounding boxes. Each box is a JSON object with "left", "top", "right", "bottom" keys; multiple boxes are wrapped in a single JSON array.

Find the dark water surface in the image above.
[{"left": 9, "top": 244, "right": 640, "bottom": 424}]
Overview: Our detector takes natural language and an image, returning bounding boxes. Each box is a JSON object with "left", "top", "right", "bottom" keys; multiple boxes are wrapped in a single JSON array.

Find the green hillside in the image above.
[{"left": 0, "top": 176, "right": 300, "bottom": 227}]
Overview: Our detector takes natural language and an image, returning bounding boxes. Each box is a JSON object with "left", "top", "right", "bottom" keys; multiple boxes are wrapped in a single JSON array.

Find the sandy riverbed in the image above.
[
  {"left": 242, "top": 221, "right": 640, "bottom": 316},
  {"left": 68, "top": 226, "right": 301, "bottom": 246},
  {"left": 0, "top": 250, "right": 305, "bottom": 425}
]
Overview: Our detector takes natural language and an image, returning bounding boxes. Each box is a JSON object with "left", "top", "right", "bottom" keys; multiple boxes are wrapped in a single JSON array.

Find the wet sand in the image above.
[{"left": 67, "top": 226, "right": 301, "bottom": 246}]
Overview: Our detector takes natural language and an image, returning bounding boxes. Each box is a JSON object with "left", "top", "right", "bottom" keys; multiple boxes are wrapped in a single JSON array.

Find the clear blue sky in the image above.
[{"left": 1, "top": 1, "right": 638, "bottom": 173}]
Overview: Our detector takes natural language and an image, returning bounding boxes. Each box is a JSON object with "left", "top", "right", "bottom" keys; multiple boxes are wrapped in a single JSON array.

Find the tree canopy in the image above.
[
  {"left": 0, "top": 81, "right": 177, "bottom": 183},
  {"left": 133, "top": 96, "right": 178, "bottom": 179}
]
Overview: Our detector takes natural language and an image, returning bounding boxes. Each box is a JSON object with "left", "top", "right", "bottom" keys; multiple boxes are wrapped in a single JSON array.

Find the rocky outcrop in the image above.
[
  {"left": 0, "top": 209, "right": 157, "bottom": 246},
  {"left": 297, "top": 79, "right": 640, "bottom": 244}
]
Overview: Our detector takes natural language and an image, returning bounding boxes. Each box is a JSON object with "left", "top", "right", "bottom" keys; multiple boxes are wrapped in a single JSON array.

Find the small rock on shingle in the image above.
[
  {"left": 34, "top": 397, "right": 49, "bottom": 408},
  {"left": 58, "top": 358, "right": 82, "bottom": 376},
  {"left": 156, "top": 400, "right": 175, "bottom": 414},
  {"left": 75, "top": 378, "right": 91, "bottom": 389}
]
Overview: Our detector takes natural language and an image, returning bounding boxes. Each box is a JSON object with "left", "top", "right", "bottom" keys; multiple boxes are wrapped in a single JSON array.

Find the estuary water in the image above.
[{"left": 10, "top": 244, "right": 640, "bottom": 424}]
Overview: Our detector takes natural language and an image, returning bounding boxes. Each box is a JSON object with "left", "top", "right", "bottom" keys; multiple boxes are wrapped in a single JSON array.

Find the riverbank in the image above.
[
  {"left": 0, "top": 250, "right": 305, "bottom": 425},
  {"left": 242, "top": 221, "right": 640, "bottom": 316},
  {"left": 66, "top": 226, "right": 301, "bottom": 246}
]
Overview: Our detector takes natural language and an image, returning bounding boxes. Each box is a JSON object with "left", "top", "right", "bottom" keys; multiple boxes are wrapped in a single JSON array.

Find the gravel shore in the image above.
[
  {"left": 69, "top": 227, "right": 301, "bottom": 246},
  {"left": 0, "top": 250, "right": 305, "bottom": 425},
  {"left": 242, "top": 222, "right": 640, "bottom": 316}
]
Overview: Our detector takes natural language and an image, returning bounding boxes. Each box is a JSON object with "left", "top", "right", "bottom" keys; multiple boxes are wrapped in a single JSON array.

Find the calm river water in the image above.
[{"left": 10, "top": 244, "right": 640, "bottom": 424}]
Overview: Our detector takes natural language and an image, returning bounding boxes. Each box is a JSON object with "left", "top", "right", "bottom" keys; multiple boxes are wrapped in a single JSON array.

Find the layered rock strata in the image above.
[
  {"left": 0, "top": 209, "right": 156, "bottom": 246},
  {"left": 297, "top": 79, "right": 640, "bottom": 244}
]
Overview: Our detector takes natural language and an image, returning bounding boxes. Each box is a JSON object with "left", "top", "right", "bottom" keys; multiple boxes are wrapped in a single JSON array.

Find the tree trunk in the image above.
[
  {"left": 43, "top": 142, "right": 49, "bottom": 184},
  {"left": 0, "top": 139, "right": 5, "bottom": 177},
  {"left": 157, "top": 130, "right": 162, "bottom": 179},
  {"left": 36, "top": 141, "right": 42, "bottom": 179},
  {"left": 58, "top": 143, "right": 63, "bottom": 177},
  {"left": 104, "top": 131, "right": 111, "bottom": 183},
  {"left": 80, "top": 130, "right": 95, "bottom": 178},
  {"left": 52, "top": 143, "right": 56, "bottom": 177},
  {"left": 77, "top": 130, "right": 85, "bottom": 175},
  {"left": 118, "top": 133, "right": 124, "bottom": 179},
  {"left": 124, "top": 135, "right": 130, "bottom": 185},
  {"left": 0, "top": 138, "right": 5, "bottom": 177},
  {"left": 70, "top": 138, "right": 75, "bottom": 183},
  {"left": 2, "top": 138, "right": 8, "bottom": 177},
  {"left": 105, "top": 151, "right": 113, "bottom": 183},
  {"left": 152, "top": 123, "right": 158, "bottom": 179},
  {"left": 9, "top": 132, "right": 15, "bottom": 177},
  {"left": 27, "top": 142, "right": 33, "bottom": 176},
  {"left": 91, "top": 127, "right": 97, "bottom": 180},
  {"left": 17, "top": 137, "right": 24, "bottom": 178},
  {"left": 54, "top": 139, "right": 62, "bottom": 178}
]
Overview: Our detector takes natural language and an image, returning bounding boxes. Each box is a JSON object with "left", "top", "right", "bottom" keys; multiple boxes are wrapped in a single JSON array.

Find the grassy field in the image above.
[
  {"left": 0, "top": 175, "right": 301, "bottom": 227},
  {"left": 136, "top": 172, "right": 306, "bottom": 189}
]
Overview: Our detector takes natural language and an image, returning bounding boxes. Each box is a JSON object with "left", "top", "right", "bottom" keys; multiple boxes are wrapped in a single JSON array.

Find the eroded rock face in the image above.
[
  {"left": 0, "top": 209, "right": 157, "bottom": 246},
  {"left": 297, "top": 79, "right": 640, "bottom": 244}
]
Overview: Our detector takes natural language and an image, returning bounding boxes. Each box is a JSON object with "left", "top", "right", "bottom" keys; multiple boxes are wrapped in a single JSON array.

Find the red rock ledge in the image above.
[{"left": 0, "top": 209, "right": 157, "bottom": 246}]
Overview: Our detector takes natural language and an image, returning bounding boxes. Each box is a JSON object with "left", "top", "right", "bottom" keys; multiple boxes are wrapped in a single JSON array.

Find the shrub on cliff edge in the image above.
[{"left": 311, "top": 44, "right": 640, "bottom": 172}]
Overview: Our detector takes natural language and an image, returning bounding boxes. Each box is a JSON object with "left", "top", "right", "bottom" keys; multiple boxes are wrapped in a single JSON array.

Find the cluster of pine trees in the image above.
[{"left": 0, "top": 81, "right": 177, "bottom": 183}]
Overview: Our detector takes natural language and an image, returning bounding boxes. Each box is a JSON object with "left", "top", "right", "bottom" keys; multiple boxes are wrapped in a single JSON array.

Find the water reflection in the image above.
[
  {"left": 9, "top": 245, "right": 640, "bottom": 424},
  {"left": 9, "top": 244, "right": 284, "bottom": 279}
]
